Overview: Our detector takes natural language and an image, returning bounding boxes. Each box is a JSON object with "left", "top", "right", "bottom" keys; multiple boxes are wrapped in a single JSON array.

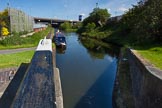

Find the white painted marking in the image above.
[{"left": 36, "top": 39, "right": 52, "bottom": 51}]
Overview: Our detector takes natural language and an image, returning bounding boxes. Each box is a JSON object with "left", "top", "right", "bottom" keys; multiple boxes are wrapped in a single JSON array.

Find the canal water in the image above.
[{"left": 56, "top": 33, "right": 119, "bottom": 108}]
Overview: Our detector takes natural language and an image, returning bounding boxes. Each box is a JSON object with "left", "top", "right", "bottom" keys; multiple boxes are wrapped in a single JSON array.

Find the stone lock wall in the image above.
[{"left": 127, "top": 49, "right": 162, "bottom": 108}]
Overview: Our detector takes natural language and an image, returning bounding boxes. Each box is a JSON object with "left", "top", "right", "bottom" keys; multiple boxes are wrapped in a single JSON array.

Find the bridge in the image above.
[{"left": 34, "top": 17, "right": 80, "bottom": 28}]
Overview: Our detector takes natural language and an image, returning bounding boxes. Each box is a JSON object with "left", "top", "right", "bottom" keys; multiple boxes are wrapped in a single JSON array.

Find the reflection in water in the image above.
[
  {"left": 56, "top": 47, "right": 66, "bottom": 54},
  {"left": 56, "top": 33, "right": 119, "bottom": 108},
  {"left": 80, "top": 37, "right": 119, "bottom": 59}
]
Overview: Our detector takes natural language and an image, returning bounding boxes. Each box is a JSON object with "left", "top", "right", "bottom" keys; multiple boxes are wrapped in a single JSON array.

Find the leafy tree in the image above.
[
  {"left": 120, "top": 0, "right": 162, "bottom": 44},
  {"left": 90, "top": 8, "right": 110, "bottom": 26},
  {"left": 77, "top": 7, "right": 111, "bottom": 38},
  {"left": 0, "top": 9, "right": 9, "bottom": 37},
  {"left": 0, "top": 9, "right": 9, "bottom": 27},
  {"left": 83, "top": 8, "right": 110, "bottom": 27}
]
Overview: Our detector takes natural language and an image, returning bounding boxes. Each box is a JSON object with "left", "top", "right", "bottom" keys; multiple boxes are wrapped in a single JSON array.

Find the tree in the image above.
[
  {"left": 83, "top": 8, "right": 110, "bottom": 27},
  {"left": 0, "top": 9, "right": 9, "bottom": 37},
  {"left": 0, "top": 9, "right": 9, "bottom": 27},
  {"left": 120, "top": 0, "right": 162, "bottom": 44}
]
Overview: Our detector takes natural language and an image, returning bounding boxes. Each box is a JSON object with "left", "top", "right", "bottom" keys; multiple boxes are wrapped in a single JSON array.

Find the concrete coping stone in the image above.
[{"left": 146, "top": 66, "right": 162, "bottom": 80}]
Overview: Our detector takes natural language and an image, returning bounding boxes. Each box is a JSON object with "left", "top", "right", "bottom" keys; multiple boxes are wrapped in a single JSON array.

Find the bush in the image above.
[
  {"left": 59, "top": 22, "right": 72, "bottom": 31},
  {"left": 1, "top": 27, "right": 9, "bottom": 36},
  {"left": 85, "top": 23, "right": 96, "bottom": 32}
]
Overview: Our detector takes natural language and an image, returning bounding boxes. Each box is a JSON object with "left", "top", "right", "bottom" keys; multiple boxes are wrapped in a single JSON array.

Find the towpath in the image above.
[{"left": 0, "top": 47, "right": 36, "bottom": 54}]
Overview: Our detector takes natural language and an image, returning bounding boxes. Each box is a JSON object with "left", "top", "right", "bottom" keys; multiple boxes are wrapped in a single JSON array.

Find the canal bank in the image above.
[{"left": 113, "top": 48, "right": 162, "bottom": 108}]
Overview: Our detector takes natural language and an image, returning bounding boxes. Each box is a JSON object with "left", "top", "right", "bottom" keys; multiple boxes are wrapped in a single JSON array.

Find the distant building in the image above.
[
  {"left": 33, "top": 23, "right": 47, "bottom": 32},
  {"left": 8, "top": 8, "right": 33, "bottom": 33},
  {"left": 79, "top": 15, "right": 83, "bottom": 21}
]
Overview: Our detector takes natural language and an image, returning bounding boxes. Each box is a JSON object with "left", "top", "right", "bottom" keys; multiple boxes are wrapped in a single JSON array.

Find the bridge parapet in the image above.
[
  {"left": 11, "top": 39, "right": 56, "bottom": 108},
  {"left": 0, "top": 38, "right": 63, "bottom": 108}
]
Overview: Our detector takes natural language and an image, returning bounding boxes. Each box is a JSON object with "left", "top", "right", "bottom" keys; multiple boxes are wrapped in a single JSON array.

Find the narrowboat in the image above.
[{"left": 53, "top": 30, "right": 66, "bottom": 48}]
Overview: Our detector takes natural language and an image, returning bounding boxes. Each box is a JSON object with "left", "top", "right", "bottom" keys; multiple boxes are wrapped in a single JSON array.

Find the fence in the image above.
[{"left": 9, "top": 8, "right": 33, "bottom": 33}]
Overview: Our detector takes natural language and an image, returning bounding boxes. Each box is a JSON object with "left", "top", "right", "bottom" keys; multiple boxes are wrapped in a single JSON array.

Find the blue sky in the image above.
[{"left": 0, "top": 0, "right": 138, "bottom": 20}]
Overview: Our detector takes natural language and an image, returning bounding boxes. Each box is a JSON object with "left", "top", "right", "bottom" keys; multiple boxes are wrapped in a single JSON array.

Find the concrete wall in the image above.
[
  {"left": 128, "top": 49, "right": 162, "bottom": 108},
  {"left": 9, "top": 8, "right": 33, "bottom": 33}
]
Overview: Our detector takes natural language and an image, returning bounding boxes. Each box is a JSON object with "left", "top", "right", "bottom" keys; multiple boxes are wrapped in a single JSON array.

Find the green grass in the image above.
[
  {"left": 0, "top": 42, "right": 56, "bottom": 69},
  {"left": 137, "top": 47, "right": 162, "bottom": 70},
  {"left": 0, "top": 50, "right": 34, "bottom": 68}
]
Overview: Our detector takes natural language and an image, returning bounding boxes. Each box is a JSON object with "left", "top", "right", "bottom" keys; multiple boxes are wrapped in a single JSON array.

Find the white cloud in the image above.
[
  {"left": 108, "top": 8, "right": 111, "bottom": 12},
  {"left": 118, "top": 7, "right": 128, "bottom": 12}
]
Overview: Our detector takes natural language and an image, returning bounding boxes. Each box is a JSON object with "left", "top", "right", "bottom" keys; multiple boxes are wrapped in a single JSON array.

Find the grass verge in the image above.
[
  {"left": 0, "top": 50, "right": 34, "bottom": 68},
  {"left": 137, "top": 46, "right": 162, "bottom": 70}
]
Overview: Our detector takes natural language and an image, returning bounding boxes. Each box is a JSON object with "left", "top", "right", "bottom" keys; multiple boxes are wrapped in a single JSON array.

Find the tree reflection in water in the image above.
[{"left": 80, "top": 37, "right": 120, "bottom": 59}]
